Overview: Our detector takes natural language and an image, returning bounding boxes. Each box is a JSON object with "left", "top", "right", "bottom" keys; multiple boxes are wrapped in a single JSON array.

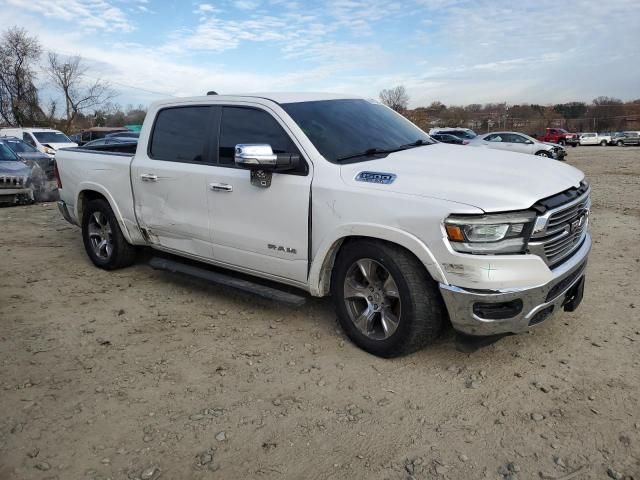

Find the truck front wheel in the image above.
[
  {"left": 82, "top": 199, "right": 136, "bottom": 270},
  {"left": 331, "top": 240, "right": 445, "bottom": 357}
]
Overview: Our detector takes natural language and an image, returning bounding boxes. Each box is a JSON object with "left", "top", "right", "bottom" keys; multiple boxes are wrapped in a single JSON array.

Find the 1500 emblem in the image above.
[
  {"left": 268, "top": 244, "right": 297, "bottom": 254},
  {"left": 355, "top": 171, "right": 397, "bottom": 185}
]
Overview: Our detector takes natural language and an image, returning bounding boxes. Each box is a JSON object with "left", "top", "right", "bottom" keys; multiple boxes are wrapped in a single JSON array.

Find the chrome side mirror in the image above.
[{"left": 234, "top": 144, "right": 277, "bottom": 170}]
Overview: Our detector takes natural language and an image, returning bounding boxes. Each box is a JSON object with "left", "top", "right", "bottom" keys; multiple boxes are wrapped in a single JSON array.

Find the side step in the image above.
[{"left": 149, "top": 257, "right": 307, "bottom": 307}]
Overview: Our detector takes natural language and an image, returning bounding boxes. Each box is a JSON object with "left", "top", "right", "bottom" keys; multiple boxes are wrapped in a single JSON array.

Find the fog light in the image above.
[{"left": 473, "top": 299, "right": 523, "bottom": 320}]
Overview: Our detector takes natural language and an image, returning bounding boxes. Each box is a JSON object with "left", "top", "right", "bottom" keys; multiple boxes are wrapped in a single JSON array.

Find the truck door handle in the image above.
[
  {"left": 140, "top": 173, "right": 158, "bottom": 182},
  {"left": 209, "top": 183, "right": 233, "bottom": 192}
]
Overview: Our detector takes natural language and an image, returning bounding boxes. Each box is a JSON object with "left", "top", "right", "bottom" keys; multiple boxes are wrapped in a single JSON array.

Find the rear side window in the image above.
[
  {"left": 218, "top": 107, "right": 298, "bottom": 166},
  {"left": 150, "top": 106, "right": 211, "bottom": 162}
]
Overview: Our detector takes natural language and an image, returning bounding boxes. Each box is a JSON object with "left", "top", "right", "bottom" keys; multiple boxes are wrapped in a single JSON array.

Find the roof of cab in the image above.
[{"left": 152, "top": 92, "right": 365, "bottom": 108}]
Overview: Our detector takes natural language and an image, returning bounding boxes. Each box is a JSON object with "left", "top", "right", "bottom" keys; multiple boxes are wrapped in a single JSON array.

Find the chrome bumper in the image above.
[
  {"left": 439, "top": 234, "right": 591, "bottom": 336},
  {"left": 57, "top": 200, "right": 76, "bottom": 225}
]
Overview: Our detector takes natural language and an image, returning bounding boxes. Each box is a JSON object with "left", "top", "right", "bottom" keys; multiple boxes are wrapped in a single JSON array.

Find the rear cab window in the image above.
[{"left": 149, "top": 106, "right": 213, "bottom": 163}]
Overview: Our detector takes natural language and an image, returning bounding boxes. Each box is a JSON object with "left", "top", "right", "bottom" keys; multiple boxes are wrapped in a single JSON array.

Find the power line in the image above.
[{"left": 43, "top": 49, "right": 178, "bottom": 99}]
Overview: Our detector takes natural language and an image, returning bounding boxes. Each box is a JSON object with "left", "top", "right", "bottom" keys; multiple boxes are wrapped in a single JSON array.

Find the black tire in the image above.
[
  {"left": 570, "top": 143, "right": 577, "bottom": 147},
  {"left": 331, "top": 239, "right": 445, "bottom": 357},
  {"left": 617, "top": 140, "right": 624, "bottom": 147},
  {"left": 535, "top": 150, "right": 551, "bottom": 158},
  {"left": 600, "top": 140, "right": 607, "bottom": 146},
  {"left": 82, "top": 198, "right": 136, "bottom": 270},
  {"left": 558, "top": 139, "right": 565, "bottom": 146}
]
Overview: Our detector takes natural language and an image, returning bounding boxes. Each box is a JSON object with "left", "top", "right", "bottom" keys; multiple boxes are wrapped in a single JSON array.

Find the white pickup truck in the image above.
[{"left": 56, "top": 93, "right": 591, "bottom": 357}]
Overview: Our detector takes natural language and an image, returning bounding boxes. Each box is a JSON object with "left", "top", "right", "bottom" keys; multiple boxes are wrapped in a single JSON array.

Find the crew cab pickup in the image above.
[
  {"left": 56, "top": 93, "right": 591, "bottom": 357},
  {"left": 540, "top": 128, "right": 580, "bottom": 147}
]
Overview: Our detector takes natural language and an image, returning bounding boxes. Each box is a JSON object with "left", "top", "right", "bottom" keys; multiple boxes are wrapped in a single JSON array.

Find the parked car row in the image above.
[
  {"left": 69, "top": 127, "right": 140, "bottom": 146},
  {"left": 579, "top": 131, "right": 640, "bottom": 146},
  {"left": 428, "top": 127, "right": 566, "bottom": 160}
]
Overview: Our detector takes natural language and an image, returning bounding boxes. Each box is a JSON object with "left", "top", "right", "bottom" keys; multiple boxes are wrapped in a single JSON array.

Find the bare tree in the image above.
[
  {"left": 46, "top": 53, "right": 117, "bottom": 131},
  {"left": 379, "top": 85, "right": 409, "bottom": 112},
  {"left": 0, "top": 27, "right": 44, "bottom": 126}
]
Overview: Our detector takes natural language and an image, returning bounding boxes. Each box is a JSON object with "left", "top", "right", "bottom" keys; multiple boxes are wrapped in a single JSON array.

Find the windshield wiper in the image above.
[
  {"left": 335, "top": 147, "right": 400, "bottom": 162},
  {"left": 399, "top": 139, "right": 431, "bottom": 149},
  {"left": 335, "top": 140, "right": 432, "bottom": 162}
]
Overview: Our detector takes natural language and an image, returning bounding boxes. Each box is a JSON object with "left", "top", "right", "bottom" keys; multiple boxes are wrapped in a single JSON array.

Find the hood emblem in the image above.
[{"left": 355, "top": 171, "right": 396, "bottom": 185}]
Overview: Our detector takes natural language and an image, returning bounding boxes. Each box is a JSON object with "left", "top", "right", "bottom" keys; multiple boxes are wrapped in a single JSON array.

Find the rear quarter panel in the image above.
[{"left": 56, "top": 148, "right": 145, "bottom": 244}]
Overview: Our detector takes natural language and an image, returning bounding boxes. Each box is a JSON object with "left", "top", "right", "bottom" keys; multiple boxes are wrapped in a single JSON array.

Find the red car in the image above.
[{"left": 540, "top": 128, "right": 579, "bottom": 147}]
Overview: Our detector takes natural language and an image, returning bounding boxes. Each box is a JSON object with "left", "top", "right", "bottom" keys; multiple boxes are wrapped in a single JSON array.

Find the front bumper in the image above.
[{"left": 439, "top": 233, "right": 591, "bottom": 336}]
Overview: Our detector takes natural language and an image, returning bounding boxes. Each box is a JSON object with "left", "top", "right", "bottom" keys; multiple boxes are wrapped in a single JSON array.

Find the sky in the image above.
[{"left": 0, "top": 0, "right": 639, "bottom": 108}]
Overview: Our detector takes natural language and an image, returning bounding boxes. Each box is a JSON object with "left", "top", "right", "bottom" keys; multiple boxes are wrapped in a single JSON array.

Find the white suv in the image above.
[{"left": 0, "top": 128, "right": 77, "bottom": 157}]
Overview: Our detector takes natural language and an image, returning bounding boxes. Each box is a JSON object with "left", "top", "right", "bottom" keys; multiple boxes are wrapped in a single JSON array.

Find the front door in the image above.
[
  {"left": 131, "top": 105, "right": 216, "bottom": 258},
  {"left": 205, "top": 105, "right": 312, "bottom": 284},
  {"left": 503, "top": 133, "right": 535, "bottom": 154}
]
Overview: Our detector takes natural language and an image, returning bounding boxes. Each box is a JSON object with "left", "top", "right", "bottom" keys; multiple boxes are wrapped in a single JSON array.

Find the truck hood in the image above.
[{"left": 339, "top": 143, "right": 584, "bottom": 212}]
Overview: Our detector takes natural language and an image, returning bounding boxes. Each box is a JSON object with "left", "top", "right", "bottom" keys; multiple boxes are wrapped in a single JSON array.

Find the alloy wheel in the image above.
[
  {"left": 87, "top": 211, "right": 113, "bottom": 259},
  {"left": 343, "top": 258, "right": 402, "bottom": 340}
]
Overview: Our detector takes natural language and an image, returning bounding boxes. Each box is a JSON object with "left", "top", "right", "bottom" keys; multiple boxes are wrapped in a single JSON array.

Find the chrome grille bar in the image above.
[{"left": 529, "top": 188, "right": 591, "bottom": 267}]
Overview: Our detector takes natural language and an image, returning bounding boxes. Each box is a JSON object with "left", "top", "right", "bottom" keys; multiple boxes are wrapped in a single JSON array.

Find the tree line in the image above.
[
  {"left": 0, "top": 26, "right": 144, "bottom": 134},
  {"left": 381, "top": 86, "right": 640, "bottom": 134}
]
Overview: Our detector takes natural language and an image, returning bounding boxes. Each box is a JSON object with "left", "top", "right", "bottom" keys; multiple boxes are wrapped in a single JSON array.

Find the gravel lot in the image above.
[{"left": 1, "top": 146, "right": 639, "bottom": 480}]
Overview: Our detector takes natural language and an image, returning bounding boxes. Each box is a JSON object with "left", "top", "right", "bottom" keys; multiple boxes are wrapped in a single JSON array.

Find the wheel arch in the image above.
[
  {"left": 76, "top": 184, "right": 134, "bottom": 244},
  {"left": 308, "top": 225, "right": 447, "bottom": 297}
]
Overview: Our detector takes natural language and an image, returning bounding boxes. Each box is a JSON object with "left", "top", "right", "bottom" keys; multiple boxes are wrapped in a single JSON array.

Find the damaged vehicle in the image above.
[
  {"left": 2, "top": 136, "right": 58, "bottom": 201},
  {"left": 55, "top": 93, "right": 591, "bottom": 358},
  {"left": 0, "top": 141, "right": 47, "bottom": 205}
]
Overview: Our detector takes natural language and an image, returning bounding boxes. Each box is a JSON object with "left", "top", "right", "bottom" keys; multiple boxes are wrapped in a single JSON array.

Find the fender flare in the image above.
[
  {"left": 76, "top": 182, "right": 134, "bottom": 244},
  {"left": 308, "top": 223, "right": 447, "bottom": 297}
]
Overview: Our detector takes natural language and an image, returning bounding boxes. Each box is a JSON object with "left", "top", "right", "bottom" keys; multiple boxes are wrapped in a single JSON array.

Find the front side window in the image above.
[
  {"left": 282, "top": 99, "right": 432, "bottom": 163},
  {"left": 150, "top": 106, "right": 211, "bottom": 162},
  {"left": 23, "top": 133, "right": 36, "bottom": 146},
  {"left": 218, "top": 107, "right": 299, "bottom": 166},
  {"left": 506, "top": 134, "right": 527, "bottom": 143}
]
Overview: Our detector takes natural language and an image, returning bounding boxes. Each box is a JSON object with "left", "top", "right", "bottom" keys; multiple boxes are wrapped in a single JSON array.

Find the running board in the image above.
[{"left": 148, "top": 257, "right": 307, "bottom": 307}]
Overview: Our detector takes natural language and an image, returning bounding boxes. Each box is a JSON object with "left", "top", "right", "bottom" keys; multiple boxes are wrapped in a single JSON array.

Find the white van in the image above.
[{"left": 0, "top": 128, "right": 77, "bottom": 157}]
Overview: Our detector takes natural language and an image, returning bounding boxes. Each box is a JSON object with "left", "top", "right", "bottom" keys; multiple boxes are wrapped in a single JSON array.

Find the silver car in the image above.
[{"left": 469, "top": 131, "right": 566, "bottom": 160}]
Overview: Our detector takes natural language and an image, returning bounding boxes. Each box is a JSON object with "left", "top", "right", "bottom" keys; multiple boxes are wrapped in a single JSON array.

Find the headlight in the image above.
[{"left": 444, "top": 211, "right": 536, "bottom": 254}]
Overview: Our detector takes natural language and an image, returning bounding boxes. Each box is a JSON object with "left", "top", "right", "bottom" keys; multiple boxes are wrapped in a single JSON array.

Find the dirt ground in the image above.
[{"left": 1, "top": 146, "right": 639, "bottom": 480}]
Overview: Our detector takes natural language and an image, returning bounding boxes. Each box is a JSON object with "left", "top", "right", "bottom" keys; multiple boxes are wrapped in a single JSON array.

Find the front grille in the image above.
[
  {"left": 0, "top": 175, "right": 27, "bottom": 188},
  {"left": 529, "top": 189, "right": 590, "bottom": 267}
]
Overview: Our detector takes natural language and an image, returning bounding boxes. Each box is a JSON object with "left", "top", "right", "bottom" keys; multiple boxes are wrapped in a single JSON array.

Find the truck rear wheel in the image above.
[
  {"left": 331, "top": 240, "right": 444, "bottom": 357},
  {"left": 82, "top": 198, "right": 136, "bottom": 270}
]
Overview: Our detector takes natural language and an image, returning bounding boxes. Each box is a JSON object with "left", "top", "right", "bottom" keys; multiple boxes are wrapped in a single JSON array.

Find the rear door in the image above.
[
  {"left": 204, "top": 105, "right": 312, "bottom": 284},
  {"left": 131, "top": 105, "right": 216, "bottom": 258}
]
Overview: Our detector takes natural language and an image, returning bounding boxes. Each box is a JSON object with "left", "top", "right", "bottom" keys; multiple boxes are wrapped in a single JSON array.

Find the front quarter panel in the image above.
[{"left": 308, "top": 164, "right": 484, "bottom": 296}]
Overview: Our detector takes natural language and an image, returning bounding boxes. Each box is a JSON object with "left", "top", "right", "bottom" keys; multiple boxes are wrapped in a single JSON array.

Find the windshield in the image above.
[
  {"left": 33, "top": 131, "right": 72, "bottom": 144},
  {"left": 281, "top": 99, "right": 433, "bottom": 163},
  {"left": 5, "top": 139, "right": 37, "bottom": 153},
  {"left": 0, "top": 143, "right": 19, "bottom": 161}
]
